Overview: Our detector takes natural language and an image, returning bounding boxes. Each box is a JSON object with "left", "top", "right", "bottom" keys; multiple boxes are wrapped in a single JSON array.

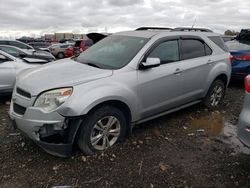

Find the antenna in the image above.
[{"left": 191, "top": 17, "right": 197, "bottom": 28}]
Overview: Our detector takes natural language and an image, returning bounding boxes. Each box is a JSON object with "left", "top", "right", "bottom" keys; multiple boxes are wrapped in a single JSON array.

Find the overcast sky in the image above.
[{"left": 0, "top": 0, "right": 249, "bottom": 38}]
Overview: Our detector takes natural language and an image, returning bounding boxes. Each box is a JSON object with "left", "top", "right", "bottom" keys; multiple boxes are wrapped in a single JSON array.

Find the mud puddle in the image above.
[{"left": 189, "top": 112, "right": 250, "bottom": 155}]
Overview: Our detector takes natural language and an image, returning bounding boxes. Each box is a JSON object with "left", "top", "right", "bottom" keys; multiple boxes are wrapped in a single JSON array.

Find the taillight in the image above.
[
  {"left": 245, "top": 75, "right": 250, "bottom": 93},
  {"left": 233, "top": 54, "right": 250, "bottom": 61},
  {"left": 229, "top": 55, "right": 233, "bottom": 64}
]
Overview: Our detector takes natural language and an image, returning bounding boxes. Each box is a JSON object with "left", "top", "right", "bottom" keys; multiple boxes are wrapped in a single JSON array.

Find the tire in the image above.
[
  {"left": 57, "top": 52, "right": 64, "bottom": 59},
  {"left": 203, "top": 79, "right": 225, "bottom": 109},
  {"left": 77, "top": 105, "right": 127, "bottom": 155}
]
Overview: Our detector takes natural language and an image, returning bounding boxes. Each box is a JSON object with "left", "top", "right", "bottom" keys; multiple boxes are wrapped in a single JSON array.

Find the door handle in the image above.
[
  {"left": 174, "top": 68, "right": 183, "bottom": 74},
  {"left": 207, "top": 59, "right": 213, "bottom": 65}
]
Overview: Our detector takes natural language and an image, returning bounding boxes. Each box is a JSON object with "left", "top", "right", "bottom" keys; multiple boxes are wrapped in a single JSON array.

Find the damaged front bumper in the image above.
[{"left": 9, "top": 102, "right": 82, "bottom": 157}]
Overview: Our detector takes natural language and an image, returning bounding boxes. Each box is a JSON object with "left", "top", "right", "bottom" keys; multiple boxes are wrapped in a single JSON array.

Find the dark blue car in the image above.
[{"left": 226, "top": 40, "right": 250, "bottom": 79}]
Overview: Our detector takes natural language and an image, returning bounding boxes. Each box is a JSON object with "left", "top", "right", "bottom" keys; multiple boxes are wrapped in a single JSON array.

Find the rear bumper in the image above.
[{"left": 9, "top": 103, "right": 82, "bottom": 157}]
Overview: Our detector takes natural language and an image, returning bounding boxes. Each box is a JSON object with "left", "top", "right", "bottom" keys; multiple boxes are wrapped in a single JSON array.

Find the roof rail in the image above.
[
  {"left": 173, "top": 27, "right": 213, "bottom": 32},
  {"left": 135, "top": 27, "right": 173, "bottom": 31}
]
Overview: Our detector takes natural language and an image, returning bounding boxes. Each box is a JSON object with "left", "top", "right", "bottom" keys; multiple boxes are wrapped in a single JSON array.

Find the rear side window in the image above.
[
  {"left": 148, "top": 40, "right": 179, "bottom": 64},
  {"left": 8, "top": 41, "right": 31, "bottom": 50},
  {"left": 208, "top": 36, "right": 228, "bottom": 52},
  {"left": 181, "top": 39, "right": 206, "bottom": 60},
  {"left": 0, "top": 41, "right": 8, "bottom": 45},
  {"left": 0, "top": 46, "right": 22, "bottom": 57}
]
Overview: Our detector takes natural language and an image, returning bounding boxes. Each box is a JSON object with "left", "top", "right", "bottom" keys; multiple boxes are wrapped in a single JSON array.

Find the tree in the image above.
[{"left": 224, "top": 30, "right": 239, "bottom": 36}]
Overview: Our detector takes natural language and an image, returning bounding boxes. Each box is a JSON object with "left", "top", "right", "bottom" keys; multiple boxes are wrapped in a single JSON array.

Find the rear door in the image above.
[
  {"left": 0, "top": 53, "right": 16, "bottom": 93},
  {"left": 179, "top": 37, "right": 213, "bottom": 102}
]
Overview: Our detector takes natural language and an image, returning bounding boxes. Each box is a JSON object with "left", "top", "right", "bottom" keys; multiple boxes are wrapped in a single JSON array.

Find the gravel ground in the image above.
[{"left": 1, "top": 81, "right": 250, "bottom": 188}]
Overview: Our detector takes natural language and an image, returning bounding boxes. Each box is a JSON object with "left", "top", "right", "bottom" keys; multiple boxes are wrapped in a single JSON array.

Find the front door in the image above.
[{"left": 137, "top": 39, "right": 184, "bottom": 119}]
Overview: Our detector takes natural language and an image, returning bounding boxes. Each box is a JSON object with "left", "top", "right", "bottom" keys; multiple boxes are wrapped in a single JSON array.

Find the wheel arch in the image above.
[
  {"left": 214, "top": 73, "right": 228, "bottom": 86},
  {"left": 87, "top": 100, "right": 132, "bottom": 127}
]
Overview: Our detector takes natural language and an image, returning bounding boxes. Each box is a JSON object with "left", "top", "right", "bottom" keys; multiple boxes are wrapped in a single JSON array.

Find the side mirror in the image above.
[{"left": 140, "top": 57, "right": 160, "bottom": 69}]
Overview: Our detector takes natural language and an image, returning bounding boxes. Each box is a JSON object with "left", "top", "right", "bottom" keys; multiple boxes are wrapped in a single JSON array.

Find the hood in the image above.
[{"left": 16, "top": 58, "right": 113, "bottom": 96}]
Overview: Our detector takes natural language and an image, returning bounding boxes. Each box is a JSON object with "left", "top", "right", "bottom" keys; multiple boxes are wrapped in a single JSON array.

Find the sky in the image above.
[{"left": 0, "top": 0, "right": 249, "bottom": 38}]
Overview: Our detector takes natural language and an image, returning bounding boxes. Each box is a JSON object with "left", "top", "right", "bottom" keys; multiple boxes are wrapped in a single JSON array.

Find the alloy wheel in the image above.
[
  {"left": 90, "top": 116, "right": 121, "bottom": 151},
  {"left": 210, "top": 85, "right": 223, "bottom": 106}
]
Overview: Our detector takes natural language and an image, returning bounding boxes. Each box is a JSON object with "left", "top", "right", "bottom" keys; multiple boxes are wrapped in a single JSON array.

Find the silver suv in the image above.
[{"left": 9, "top": 30, "right": 231, "bottom": 157}]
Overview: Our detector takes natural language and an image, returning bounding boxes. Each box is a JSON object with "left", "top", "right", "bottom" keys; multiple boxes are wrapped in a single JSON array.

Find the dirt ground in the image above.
[{"left": 1, "top": 81, "right": 250, "bottom": 188}]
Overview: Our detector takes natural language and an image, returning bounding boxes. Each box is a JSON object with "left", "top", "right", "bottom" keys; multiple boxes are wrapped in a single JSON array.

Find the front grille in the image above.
[
  {"left": 16, "top": 88, "right": 31, "bottom": 99},
  {"left": 13, "top": 103, "right": 26, "bottom": 116}
]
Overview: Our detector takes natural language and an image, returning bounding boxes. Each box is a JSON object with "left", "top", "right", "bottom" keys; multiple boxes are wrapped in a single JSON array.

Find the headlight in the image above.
[{"left": 34, "top": 88, "right": 73, "bottom": 112}]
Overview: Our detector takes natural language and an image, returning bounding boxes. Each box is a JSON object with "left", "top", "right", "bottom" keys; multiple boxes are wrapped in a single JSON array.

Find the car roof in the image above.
[{"left": 114, "top": 30, "right": 221, "bottom": 39}]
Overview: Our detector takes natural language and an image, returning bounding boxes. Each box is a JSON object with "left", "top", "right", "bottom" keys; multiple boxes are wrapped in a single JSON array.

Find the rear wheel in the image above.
[
  {"left": 203, "top": 79, "right": 225, "bottom": 108},
  {"left": 77, "top": 106, "right": 127, "bottom": 155},
  {"left": 57, "top": 52, "right": 64, "bottom": 59}
]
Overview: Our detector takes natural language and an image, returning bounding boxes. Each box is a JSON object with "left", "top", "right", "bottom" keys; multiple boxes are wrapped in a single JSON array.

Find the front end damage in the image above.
[
  {"left": 10, "top": 109, "right": 83, "bottom": 157},
  {"left": 35, "top": 118, "right": 83, "bottom": 157}
]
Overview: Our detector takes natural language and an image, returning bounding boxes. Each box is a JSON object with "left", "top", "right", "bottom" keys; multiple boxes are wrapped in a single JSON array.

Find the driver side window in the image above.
[{"left": 148, "top": 40, "right": 179, "bottom": 64}]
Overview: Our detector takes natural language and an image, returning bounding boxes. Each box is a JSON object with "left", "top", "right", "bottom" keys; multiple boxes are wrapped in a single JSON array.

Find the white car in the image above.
[{"left": 0, "top": 50, "right": 47, "bottom": 95}]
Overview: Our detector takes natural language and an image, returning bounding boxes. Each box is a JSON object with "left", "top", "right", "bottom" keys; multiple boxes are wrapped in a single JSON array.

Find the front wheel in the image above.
[
  {"left": 203, "top": 79, "right": 225, "bottom": 109},
  {"left": 77, "top": 106, "right": 127, "bottom": 155}
]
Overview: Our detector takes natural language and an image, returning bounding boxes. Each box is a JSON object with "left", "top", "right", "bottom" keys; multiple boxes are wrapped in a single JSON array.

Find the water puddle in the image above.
[{"left": 189, "top": 112, "right": 250, "bottom": 155}]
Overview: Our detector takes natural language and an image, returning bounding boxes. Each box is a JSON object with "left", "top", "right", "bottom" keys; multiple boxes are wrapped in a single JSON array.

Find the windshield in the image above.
[
  {"left": 75, "top": 35, "right": 149, "bottom": 69},
  {"left": 226, "top": 40, "right": 250, "bottom": 51}
]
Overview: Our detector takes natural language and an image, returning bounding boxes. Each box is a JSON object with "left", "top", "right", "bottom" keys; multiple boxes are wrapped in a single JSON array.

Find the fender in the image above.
[
  {"left": 58, "top": 83, "right": 138, "bottom": 122},
  {"left": 204, "top": 60, "right": 231, "bottom": 96}
]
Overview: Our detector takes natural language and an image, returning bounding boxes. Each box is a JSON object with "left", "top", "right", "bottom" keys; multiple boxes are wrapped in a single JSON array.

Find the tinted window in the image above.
[
  {"left": 205, "top": 44, "right": 212, "bottom": 55},
  {"left": 8, "top": 41, "right": 31, "bottom": 50},
  {"left": 148, "top": 40, "right": 179, "bottom": 64},
  {"left": 0, "top": 46, "right": 23, "bottom": 57},
  {"left": 0, "top": 41, "right": 8, "bottom": 45},
  {"left": 181, "top": 39, "right": 206, "bottom": 60},
  {"left": 208, "top": 36, "right": 228, "bottom": 52}
]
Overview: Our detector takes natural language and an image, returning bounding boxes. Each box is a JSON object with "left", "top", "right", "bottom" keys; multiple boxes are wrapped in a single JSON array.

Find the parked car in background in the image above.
[
  {"left": 49, "top": 43, "right": 73, "bottom": 59},
  {"left": 65, "top": 39, "right": 93, "bottom": 57},
  {"left": 9, "top": 30, "right": 231, "bottom": 157},
  {"left": 28, "top": 42, "right": 51, "bottom": 52},
  {"left": 65, "top": 33, "right": 106, "bottom": 57},
  {"left": 222, "top": 35, "right": 235, "bottom": 42},
  {"left": 0, "top": 50, "right": 45, "bottom": 95},
  {"left": 0, "top": 45, "right": 55, "bottom": 62},
  {"left": 0, "top": 39, "right": 34, "bottom": 51},
  {"left": 226, "top": 40, "right": 250, "bottom": 79},
  {"left": 238, "top": 75, "right": 250, "bottom": 148}
]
